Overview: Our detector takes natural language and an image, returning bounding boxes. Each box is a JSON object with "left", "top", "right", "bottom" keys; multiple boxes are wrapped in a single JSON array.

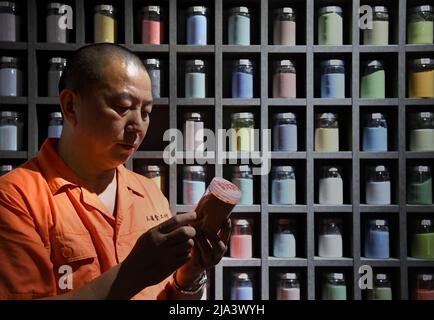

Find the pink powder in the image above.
[
  {"left": 273, "top": 20, "right": 296, "bottom": 46},
  {"left": 230, "top": 234, "right": 252, "bottom": 258},
  {"left": 415, "top": 289, "right": 434, "bottom": 300},
  {"left": 142, "top": 20, "right": 162, "bottom": 44},
  {"left": 278, "top": 287, "right": 300, "bottom": 300},
  {"left": 273, "top": 72, "right": 296, "bottom": 98}
]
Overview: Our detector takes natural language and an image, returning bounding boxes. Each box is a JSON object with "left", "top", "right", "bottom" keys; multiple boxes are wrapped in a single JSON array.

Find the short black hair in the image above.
[{"left": 58, "top": 43, "right": 146, "bottom": 95}]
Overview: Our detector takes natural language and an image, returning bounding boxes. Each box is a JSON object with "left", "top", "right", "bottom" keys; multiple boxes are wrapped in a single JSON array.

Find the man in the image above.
[{"left": 0, "top": 43, "right": 230, "bottom": 299}]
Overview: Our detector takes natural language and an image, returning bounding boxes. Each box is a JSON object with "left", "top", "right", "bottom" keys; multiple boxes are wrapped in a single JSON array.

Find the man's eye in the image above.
[
  {"left": 113, "top": 105, "right": 128, "bottom": 115},
  {"left": 141, "top": 111, "right": 150, "bottom": 119}
]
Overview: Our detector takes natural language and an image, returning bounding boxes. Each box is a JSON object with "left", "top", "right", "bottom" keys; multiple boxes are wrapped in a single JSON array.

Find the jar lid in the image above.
[
  {"left": 372, "top": 165, "right": 388, "bottom": 172},
  {"left": 187, "top": 6, "right": 208, "bottom": 15},
  {"left": 413, "top": 111, "right": 434, "bottom": 120},
  {"left": 316, "top": 112, "right": 338, "bottom": 120},
  {"left": 373, "top": 6, "right": 388, "bottom": 13},
  {"left": 208, "top": 177, "right": 241, "bottom": 205},
  {"left": 186, "top": 59, "right": 205, "bottom": 67},
  {"left": 365, "top": 60, "right": 384, "bottom": 68},
  {"left": 279, "top": 272, "right": 297, "bottom": 280},
  {"left": 229, "top": 6, "right": 249, "bottom": 14},
  {"left": 274, "top": 112, "right": 296, "bottom": 120},
  {"left": 324, "top": 166, "right": 340, "bottom": 173},
  {"left": 144, "top": 58, "right": 160, "bottom": 67},
  {"left": 47, "top": 2, "right": 64, "bottom": 10},
  {"left": 418, "top": 274, "right": 433, "bottom": 281},
  {"left": 184, "top": 112, "right": 203, "bottom": 120},
  {"left": 419, "top": 219, "right": 432, "bottom": 226},
  {"left": 375, "top": 273, "right": 388, "bottom": 280},
  {"left": 372, "top": 219, "right": 387, "bottom": 226},
  {"left": 141, "top": 5, "right": 160, "bottom": 14},
  {"left": 0, "top": 56, "right": 19, "bottom": 63},
  {"left": 234, "top": 272, "right": 250, "bottom": 281},
  {"left": 232, "top": 165, "right": 252, "bottom": 173},
  {"left": 0, "top": 165, "right": 13, "bottom": 171},
  {"left": 412, "top": 165, "right": 430, "bottom": 173},
  {"left": 277, "top": 218, "right": 293, "bottom": 225},
  {"left": 184, "top": 165, "right": 205, "bottom": 172},
  {"left": 49, "top": 57, "right": 67, "bottom": 65},
  {"left": 319, "top": 6, "right": 343, "bottom": 15},
  {"left": 94, "top": 4, "right": 116, "bottom": 14},
  {"left": 272, "top": 165, "right": 294, "bottom": 173},
  {"left": 274, "top": 7, "right": 295, "bottom": 15},
  {"left": 231, "top": 112, "right": 254, "bottom": 120},
  {"left": 410, "top": 5, "right": 434, "bottom": 14},
  {"left": 0, "top": 1, "right": 15, "bottom": 9},
  {"left": 235, "top": 59, "right": 253, "bottom": 67},
  {"left": 275, "top": 60, "right": 296, "bottom": 68},
  {"left": 0, "top": 111, "right": 19, "bottom": 118},
  {"left": 49, "top": 112, "right": 63, "bottom": 119},
  {"left": 142, "top": 165, "right": 161, "bottom": 172},
  {"left": 368, "top": 112, "right": 385, "bottom": 120},
  {"left": 234, "top": 219, "right": 250, "bottom": 226},
  {"left": 321, "top": 59, "right": 345, "bottom": 67},
  {"left": 411, "top": 58, "right": 434, "bottom": 67},
  {"left": 328, "top": 272, "right": 344, "bottom": 280}
]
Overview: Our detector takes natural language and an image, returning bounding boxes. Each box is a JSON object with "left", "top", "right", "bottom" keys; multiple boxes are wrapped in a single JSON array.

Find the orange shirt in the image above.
[{"left": 0, "top": 138, "right": 172, "bottom": 299}]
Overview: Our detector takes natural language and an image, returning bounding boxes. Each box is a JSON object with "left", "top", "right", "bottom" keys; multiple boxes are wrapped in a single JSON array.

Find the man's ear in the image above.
[{"left": 59, "top": 89, "right": 78, "bottom": 127}]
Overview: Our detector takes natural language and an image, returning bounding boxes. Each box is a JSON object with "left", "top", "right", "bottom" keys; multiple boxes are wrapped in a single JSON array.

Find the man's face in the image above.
[{"left": 73, "top": 57, "right": 153, "bottom": 169}]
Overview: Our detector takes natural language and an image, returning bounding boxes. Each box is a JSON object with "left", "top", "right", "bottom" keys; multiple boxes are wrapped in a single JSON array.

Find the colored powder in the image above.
[
  {"left": 0, "top": 125, "right": 18, "bottom": 151},
  {"left": 409, "top": 70, "right": 434, "bottom": 98},
  {"left": 230, "top": 234, "right": 252, "bottom": 258},
  {"left": 321, "top": 73, "right": 345, "bottom": 98},
  {"left": 150, "top": 176, "right": 163, "bottom": 193},
  {"left": 363, "top": 20, "right": 389, "bottom": 45},
  {"left": 368, "top": 287, "right": 392, "bottom": 300},
  {"left": 185, "top": 72, "right": 206, "bottom": 98},
  {"left": 228, "top": 14, "right": 250, "bottom": 45},
  {"left": 272, "top": 72, "right": 296, "bottom": 98},
  {"left": 273, "top": 232, "right": 296, "bottom": 258},
  {"left": 408, "top": 21, "right": 434, "bottom": 44},
  {"left": 142, "top": 20, "right": 161, "bottom": 44},
  {"left": 0, "top": 12, "right": 17, "bottom": 42},
  {"left": 232, "top": 71, "right": 253, "bottom": 98},
  {"left": 0, "top": 68, "right": 23, "bottom": 96},
  {"left": 366, "top": 181, "right": 391, "bottom": 205},
  {"left": 273, "top": 20, "right": 296, "bottom": 45},
  {"left": 182, "top": 179, "right": 205, "bottom": 205},
  {"left": 184, "top": 120, "right": 204, "bottom": 152},
  {"left": 361, "top": 69, "right": 385, "bottom": 99},
  {"left": 233, "top": 178, "right": 253, "bottom": 205},
  {"left": 362, "top": 127, "right": 388, "bottom": 152},
  {"left": 319, "top": 177, "right": 343, "bottom": 204},
  {"left": 48, "top": 125, "right": 63, "bottom": 138},
  {"left": 47, "top": 70, "right": 62, "bottom": 97},
  {"left": 273, "top": 123, "right": 297, "bottom": 152},
  {"left": 148, "top": 68, "right": 161, "bottom": 98},
  {"left": 315, "top": 128, "right": 339, "bottom": 152},
  {"left": 365, "top": 229, "right": 390, "bottom": 258},
  {"left": 231, "top": 286, "right": 253, "bottom": 300},
  {"left": 318, "top": 12, "right": 343, "bottom": 45},
  {"left": 271, "top": 179, "right": 296, "bottom": 205},
  {"left": 277, "top": 287, "right": 300, "bottom": 300},
  {"left": 46, "top": 14, "right": 67, "bottom": 43},
  {"left": 322, "top": 283, "right": 347, "bottom": 300},
  {"left": 409, "top": 129, "right": 434, "bottom": 151},
  {"left": 230, "top": 127, "right": 254, "bottom": 152},
  {"left": 411, "top": 232, "right": 434, "bottom": 259},
  {"left": 408, "top": 178, "right": 433, "bottom": 204},
  {"left": 187, "top": 14, "right": 207, "bottom": 45},
  {"left": 415, "top": 289, "right": 434, "bottom": 300},
  {"left": 94, "top": 13, "right": 116, "bottom": 43},
  {"left": 318, "top": 234, "right": 343, "bottom": 257}
]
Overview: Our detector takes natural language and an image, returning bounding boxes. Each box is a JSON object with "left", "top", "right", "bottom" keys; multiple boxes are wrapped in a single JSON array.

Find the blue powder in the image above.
[
  {"left": 187, "top": 14, "right": 207, "bottom": 45},
  {"left": 321, "top": 73, "right": 345, "bottom": 98},
  {"left": 228, "top": 15, "right": 250, "bottom": 45},
  {"left": 365, "top": 229, "right": 390, "bottom": 258},
  {"left": 271, "top": 179, "right": 296, "bottom": 205},
  {"left": 183, "top": 179, "right": 205, "bottom": 205},
  {"left": 231, "top": 286, "right": 253, "bottom": 300},
  {"left": 48, "top": 125, "right": 63, "bottom": 138},
  {"left": 362, "top": 127, "right": 388, "bottom": 152},
  {"left": 185, "top": 72, "right": 206, "bottom": 98},
  {"left": 273, "top": 124, "right": 298, "bottom": 152},
  {"left": 0, "top": 68, "right": 23, "bottom": 96},
  {"left": 233, "top": 177, "right": 254, "bottom": 205},
  {"left": 232, "top": 71, "right": 253, "bottom": 98}
]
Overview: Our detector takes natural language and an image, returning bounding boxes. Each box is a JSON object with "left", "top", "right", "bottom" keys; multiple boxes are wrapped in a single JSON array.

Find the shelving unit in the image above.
[{"left": 0, "top": 0, "right": 433, "bottom": 300}]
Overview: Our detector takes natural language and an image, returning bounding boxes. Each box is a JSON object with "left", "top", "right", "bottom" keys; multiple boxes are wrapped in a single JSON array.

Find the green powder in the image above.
[
  {"left": 318, "top": 12, "right": 343, "bottom": 45},
  {"left": 361, "top": 70, "right": 385, "bottom": 98},
  {"left": 322, "top": 283, "right": 347, "bottom": 300},
  {"left": 408, "top": 178, "right": 433, "bottom": 204},
  {"left": 408, "top": 21, "right": 434, "bottom": 44},
  {"left": 411, "top": 232, "right": 434, "bottom": 259},
  {"left": 367, "top": 287, "right": 393, "bottom": 300}
]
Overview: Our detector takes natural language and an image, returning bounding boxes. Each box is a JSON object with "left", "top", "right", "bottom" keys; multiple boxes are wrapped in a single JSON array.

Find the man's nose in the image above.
[{"left": 125, "top": 110, "right": 145, "bottom": 133}]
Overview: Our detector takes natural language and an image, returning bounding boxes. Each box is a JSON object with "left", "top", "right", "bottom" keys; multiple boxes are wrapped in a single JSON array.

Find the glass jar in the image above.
[
  {"left": 365, "top": 219, "right": 390, "bottom": 259},
  {"left": 362, "top": 113, "right": 388, "bottom": 152},
  {"left": 0, "top": 165, "right": 13, "bottom": 176},
  {"left": 230, "top": 219, "right": 252, "bottom": 258},
  {"left": 47, "top": 57, "right": 67, "bottom": 97},
  {"left": 230, "top": 112, "right": 255, "bottom": 152},
  {"left": 273, "top": 7, "right": 296, "bottom": 45},
  {"left": 232, "top": 165, "right": 253, "bottom": 205},
  {"left": 231, "top": 272, "right": 253, "bottom": 300},
  {"left": 276, "top": 272, "right": 300, "bottom": 300},
  {"left": 0, "top": 111, "right": 22, "bottom": 151},
  {"left": 408, "top": 5, "right": 434, "bottom": 44},
  {"left": 322, "top": 273, "right": 346, "bottom": 300},
  {"left": 366, "top": 165, "right": 391, "bottom": 205},
  {"left": 141, "top": 6, "right": 162, "bottom": 44},
  {"left": 228, "top": 7, "right": 250, "bottom": 45},
  {"left": 315, "top": 113, "right": 339, "bottom": 152},
  {"left": 321, "top": 59, "right": 345, "bottom": 98},
  {"left": 272, "top": 60, "right": 296, "bottom": 98},
  {"left": 408, "top": 166, "right": 433, "bottom": 205},
  {"left": 368, "top": 273, "right": 392, "bottom": 300},
  {"left": 183, "top": 165, "right": 206, "bottom": 205},
  {"left": 318, "top": 6, "right": 343, "bottom": 45},
  {"left": 94, "top": 4, "right": 116, "bottom": 43},
  {"left": 47, "top": 112, "right": 63, "bottom": 138},
  {"left": 409, "top": 112, "right": 434, "bottom": 151},
  {"left": 46, "top": 2, "right": 69, "bottom": 43},
  {"left": 184, "top": 112, "right": 204, "bottom": 152},
  {"left": 0, "top": 56, "right": 23, "bottom": 96},
  {"left": 319, "top": 166, "right": 343, "bottom": 205},
  {"left": 411, "top": 219, "right": 434, "bottom": 259},
  {"left": 361, "top": 60, "right": 385, "bottom": 99},
  {"left": 232, "top": 59, "right": 254, "bottom": 98},
  {"left": 414, "top": 273, "right": 434, "bottom": 300},
  {"left": 0, "top": 1, "right": 18, "bottom": 42},
  {"left": 143, "top": 58, "right": 162, "bottom": 98},
  {"left": 271, "top": 166, "right": 296, "bottom": 205},
  {"left": 141, "top": 165, "right": 164, "bottom": 193},
  {"left": 273, "top": 112, "right": 297, "bottom": 152},
  {"left": 363, "top": 6, "right": 389, "bottom": 45},
  {"left": 186, "top": 6, "right": 208, "bottom": 45},
  {"left": 318, "top": 218, "right": 343, "bottom": 258},
  {"left": 185, "top": 59, "right": 206, "bottom": 98},
  {"left": 273, "top": 218, "right": 296, "bottom": 258},
  {"left": 408, "top": 58, "right": 434, "bottom": 98}
]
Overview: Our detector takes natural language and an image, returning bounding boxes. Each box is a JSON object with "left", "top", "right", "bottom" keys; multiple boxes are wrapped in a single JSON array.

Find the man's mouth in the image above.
[{"left": 118, "top": 143, "right": 137, "bottom": 150}]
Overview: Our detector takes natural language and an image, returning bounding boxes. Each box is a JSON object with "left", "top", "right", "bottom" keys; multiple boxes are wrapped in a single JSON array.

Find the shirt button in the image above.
[{"left": 62, "top": 247, "right": 73, "bottom": 258}]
